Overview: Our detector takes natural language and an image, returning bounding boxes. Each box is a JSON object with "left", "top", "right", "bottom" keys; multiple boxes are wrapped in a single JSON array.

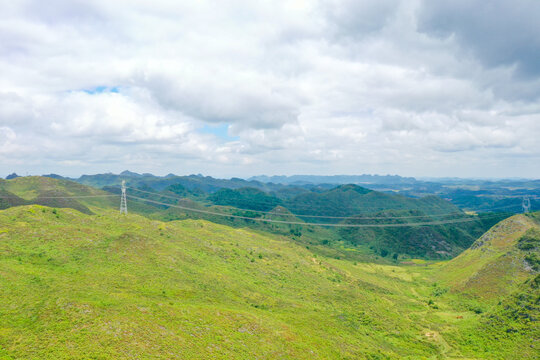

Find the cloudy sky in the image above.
[{"left": 1, "top": 0, "right": 539, "bottom": 178}]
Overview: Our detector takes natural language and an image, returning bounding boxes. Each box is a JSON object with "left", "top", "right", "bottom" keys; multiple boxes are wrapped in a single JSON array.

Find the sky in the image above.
[{"left": 1, "top": 0, "right": 540, "bottom": 179}]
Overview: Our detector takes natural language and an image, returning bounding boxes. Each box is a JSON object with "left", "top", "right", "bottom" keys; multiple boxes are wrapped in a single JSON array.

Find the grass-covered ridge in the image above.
[
  {"left": 0, "top": 176, "right": 113, "bottom": 214},
  {"left": 436, "top": 213, "right": 539, "bottom": 300},
  {"left": 0, "top": 205, "right": 538, "bottom": 359},
  {"left": 129, "top": 181, "right": 504, "bottom": 260},
  {"left": 2, "top": 176, "right": 508, "bottom": 260},
  {"left": 0, "top": 176, "right": 161, "bottom": 216}
]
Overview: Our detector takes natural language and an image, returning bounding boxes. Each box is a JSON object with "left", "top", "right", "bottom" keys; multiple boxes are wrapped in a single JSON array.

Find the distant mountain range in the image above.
[
  {"left": 0, "top": 168, "right": 535, "bottom": 223},
  {"left": 28, "top": 170, "right": 538, "bottom": 213},
  {"left": 248, "top": 174, "right": 418, "bottom": 185}
]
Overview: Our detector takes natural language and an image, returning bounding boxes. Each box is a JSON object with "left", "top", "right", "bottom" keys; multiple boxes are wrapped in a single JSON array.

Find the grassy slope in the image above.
[
  {"left": 141, "top": 184, "right": 500, "bottom": 260},
  {"left": 0, "top": 176, "right": 157, "bottom": 215},
  {"left": 148, "top": 204, "right": 381, "bottom": 264},
  {"left": 3, "top": 177, "right": 502, "bottom": 261},
  {"left": 436, "top": 214, "right": 538, "bottom": 300},
  {"left": 0, "top": 177, "right": 387, "bottom": 264},
  {"left": 0, "top": 176, "right": 106, "bottom": 200},
  {"left": 430, "top": 213, "right": 540, "bottom": 359},
  {"left": 0, "top": 205, "right": 538, "bottom": 359},
  {"left": 0, "top": 176, "right": 113, "bottom": 213}
]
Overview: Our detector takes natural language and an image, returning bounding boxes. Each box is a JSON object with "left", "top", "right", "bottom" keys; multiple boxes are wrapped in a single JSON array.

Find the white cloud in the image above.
[{"left": 0, "top": 0, "right": 539, "bottom": 178}]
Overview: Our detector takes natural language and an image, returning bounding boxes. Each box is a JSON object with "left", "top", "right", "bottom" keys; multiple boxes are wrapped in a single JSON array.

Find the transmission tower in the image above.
[
  {"left": 522, "top": 197, "right": 531, "bottom": 213},
  {"left": 120, "top": 180, "right": 128, "bottom": 214}
]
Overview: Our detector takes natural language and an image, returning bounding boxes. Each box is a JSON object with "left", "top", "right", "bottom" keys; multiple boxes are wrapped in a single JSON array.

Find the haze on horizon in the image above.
[{"left": 1, "top": 1, "right": 540, "bottom": 179}]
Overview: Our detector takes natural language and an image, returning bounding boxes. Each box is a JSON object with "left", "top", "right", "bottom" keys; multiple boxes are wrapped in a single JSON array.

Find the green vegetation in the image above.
[
  {"left": 0, "top": 204, "right": 538, "bottom": 359},
  {"left": 74, "top": 171, "right": 280, "bottom": 193},
  {"left": 0, "top": 176, "right": 113, "bottom": 212},
  {"left": 165, "top": 183, "right": 206, "bottom": 199},
  {"left": 339, "top": 209, "right": 504, "bottom": 259},
  {"left": 0, "top": 176, "right": 162, "bottom": 216},
  {"left": 0, "top": 176, "right": 507, "bottom": 261},
  {"left": 208, "top": 187, "right": 281, "bottom": 211},
  {"left": 428, "top": 214, "right": 540, "bottom": 359},
  {"left": 133, "top": 183, "right": 502, "bottom": 260},
  {"left": 435, "top": 214, "right": 539, "bottom": 300},
  {"left": 518, "top": 228, "right": 540, "bottom": 271},
  {"left": 43, "top": 171, "right": 539, "bottom": 214}
]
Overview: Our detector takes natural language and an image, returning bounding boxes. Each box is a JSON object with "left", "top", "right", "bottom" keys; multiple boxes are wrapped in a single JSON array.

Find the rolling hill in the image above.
[
  {"left": 0, "top": 176, "right": 113, "bottom": 214},
  {"left": 145, "top": 183, "right": 505, "bottom": 259},
  {"left": 58, "top": 171, "right": 286, "bottom": 194},
  {"left": 0, "top": 205, "right": 538, "bottom": 358},
  {"left": 428, "top": 212, "right": 540, "bottom": 359},
  {"left": 1, "top": 176, "right": 508, "bottom": 261},
  {"left": 436, "top": 212, "right": 540, "bottom": 299},
  {"left": 35, "top": 171, "right": 540, "bottom": 214},
  {"left": 0, "top": 176, "right": 159, "bottom": 215}
]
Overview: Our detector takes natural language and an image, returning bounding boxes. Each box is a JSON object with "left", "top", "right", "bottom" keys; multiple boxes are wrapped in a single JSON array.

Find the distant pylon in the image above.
[
  {"left": 522, "top": 197, "right": 531, "bottom": 213},
  {"left": 120, "top": 180, "right": 128, "bottom": 214}
]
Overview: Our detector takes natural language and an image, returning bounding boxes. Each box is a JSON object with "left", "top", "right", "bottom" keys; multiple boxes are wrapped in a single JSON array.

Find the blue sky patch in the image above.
[
  {"left": 81, "top": 86, "right": 120, "bottom": 94},
  {"left": 199, "top": 124, "right": 239, "bottom": 141}
]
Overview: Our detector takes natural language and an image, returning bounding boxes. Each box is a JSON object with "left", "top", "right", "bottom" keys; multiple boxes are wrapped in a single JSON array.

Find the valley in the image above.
[{"left": 0, "top": 176, "right": 538, "bottom": 359}]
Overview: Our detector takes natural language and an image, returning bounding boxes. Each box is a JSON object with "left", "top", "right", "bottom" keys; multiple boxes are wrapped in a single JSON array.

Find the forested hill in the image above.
[
  {"left": 42, "top": 171, "right": 418, "bottom": 190},
  {"left": 203, "top": 184, "right": 498, "bottom": 259},
  {"left": 34, "top": 171, "right": 539, "bottom": 215},
  {"left": 45, "top": 171, "right": 287, "bottom": 193},
  {"left": 208, "top": 184, "right": 460, "bottom": 217},
  {"left": 1, "top": 176, "right": 506, "bottom": 260}
]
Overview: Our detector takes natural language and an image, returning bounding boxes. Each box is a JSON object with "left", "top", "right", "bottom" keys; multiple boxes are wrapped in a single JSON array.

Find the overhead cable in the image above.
[
  {"left": 126, "top": 186, "right": 517, "bottom": 220},
  {"left": 127, "top": 194, "right": 508, "bottom": 228}
]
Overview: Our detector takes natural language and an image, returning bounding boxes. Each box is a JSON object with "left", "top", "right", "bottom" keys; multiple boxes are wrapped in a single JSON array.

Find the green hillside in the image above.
[
  {"left": 0, "top": 176, "right": 160, "bottom": 215},
  {"left": 133, "top": 183, "right": 503, "bottom": 259},
  {"left": 46, "top": 171, "right": 540, "bottom": 213},
  {"left": 204, "top": 184, "right": 461, "bottom": 217},
  {"left": 286, "top": 185, "right": 453, "bottom": 217},
  {"left": 1, "top": 177, "right": 509, "bottom": 261},
  {"left": 429, "top": 212, "right": 540, "bottom": 359},
  {"left": 338, "top": 209, "right": 504, "bottom": 259},
  {"left": 0, "top": 189, "right": 26, "bottom": 210},
  {"left": 74, "top": 171, "right": 281, "bottom": 193},
  {"left": 0, "top": 205, "right": 538, "bottom": 359},
  {"left": 0, "top": 176, "right": 113, "bottom": 214},
  {"left": 208, "top": 187, "right": 282, "bottom": 211},
  {"left": 0, "top": 175, "right": 506, "bottom": 262},
  {"left": 436, "top": 212, "right": 540, "bottom": 299}
]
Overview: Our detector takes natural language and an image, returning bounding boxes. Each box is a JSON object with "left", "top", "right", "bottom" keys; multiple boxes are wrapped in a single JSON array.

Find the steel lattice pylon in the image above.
[
  {"left": 120, "top": 180, "right": 128, "bottom": 214},
  {"left": 522, "top": 197, "right": 531, "bottom": 213}
]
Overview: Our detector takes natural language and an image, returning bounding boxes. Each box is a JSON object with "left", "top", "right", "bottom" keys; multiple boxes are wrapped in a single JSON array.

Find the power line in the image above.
[
  {"left": 461, "top": 203, "right": 526, "bottom": 211},
  {"left": 0, "top": 187, "right": 511, "bottom": 227},
  {"left": 126, "top": 194, "right": 508, "bottom": 228},
  {"left": 0, "top": 194, "right": 118, "bottom": 199},
  {"left": 215, "top": 201, "right": 520, "bottom": 218},
  {"left": 126, "top": 187, "right": 457, "bottom": 219},
  {"left": 126, "top": 186, "right": 427, "bottom": 213},
  {"left": 170, "top": 186, "right": 536, "bottom": 212},
  {"left": 126, "top": 186, "right": 517, "bottom": 220}
]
